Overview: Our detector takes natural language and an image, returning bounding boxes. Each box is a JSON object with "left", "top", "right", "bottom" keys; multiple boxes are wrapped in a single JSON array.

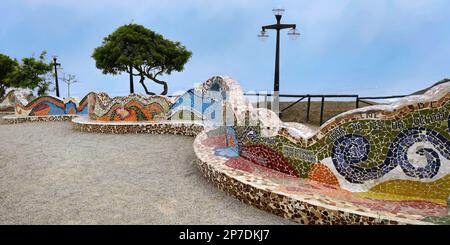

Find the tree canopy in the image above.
[
  {"left": 0, "top": 54, "right": 18, "bottom": 97},
  {"left": 5, "top": 51, "right": 53, "bottom": 96},
  {"left": 0, "top": 51, "right": 53, "bottom": 97},
  {"left": 92, "top": 24, "right": 192, "bottom": 95}
]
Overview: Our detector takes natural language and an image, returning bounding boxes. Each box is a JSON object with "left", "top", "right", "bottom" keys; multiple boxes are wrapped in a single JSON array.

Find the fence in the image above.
[{"left": 244, "top": 93, "right": 409, "bottom": 125}]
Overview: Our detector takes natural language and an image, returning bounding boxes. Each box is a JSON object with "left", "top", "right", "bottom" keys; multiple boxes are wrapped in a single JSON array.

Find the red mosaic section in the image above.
[
  {"left": 207, "top": 141, "right": 448, "bottom": 219},
  {"left": 224, "top": 157, "right": 255, "bottom": 173},
  {"left": 240, "top": 144, "right": 298, "bottom": 177},
  {"left": 280, "top": 179, "right": 448, "bottom": 217},
  {"left": 219, "top": 147, "right": 448, "bottom": 218},
  {"left": 309, "top": 163, "right": 340, "bottom": 186},
  {"left": 223, "top": 157, "right": 299, "bottom": 180},
  {"left": 201, "top": 135, "right": 227, "bottom": 148},
  {"left": 351, "top": 199, "right": 448, "bottom": 217}
]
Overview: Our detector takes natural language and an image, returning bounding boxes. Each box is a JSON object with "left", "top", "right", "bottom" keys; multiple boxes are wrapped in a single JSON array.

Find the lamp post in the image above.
[
  {"left": 61, "top": 73, "right": 79, "bottom": 98},
  {"left": 52, "top": 56, "right": 61, "bottom": 97},
  {"left": 129, "top": 65, "right": 134, "bottom": 94},
  {"left": 258, "top": 8, "right": 300, "bottom": 116}
]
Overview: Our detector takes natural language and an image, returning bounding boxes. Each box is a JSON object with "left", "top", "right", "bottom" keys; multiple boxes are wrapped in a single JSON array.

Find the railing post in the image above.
[
  {"left": 356, "top": 95, "right": 359, "bottom": 108},
  {"left": 256, "top": 92, "right": 260, "bottom": 109},
  {"left": 306, "top": 95, "right": 311, "bottom": 122},
  {"left": 265, "top": 94, "right": 269, "bottom": 110},
  {"left": 320, "top": 96, "right": 325, "bottom": 126}
]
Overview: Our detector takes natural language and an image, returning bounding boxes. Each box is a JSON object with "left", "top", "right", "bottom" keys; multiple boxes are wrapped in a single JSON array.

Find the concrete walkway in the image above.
[{"left": 0, "top": 122, "right": 292, "bottom": 224}]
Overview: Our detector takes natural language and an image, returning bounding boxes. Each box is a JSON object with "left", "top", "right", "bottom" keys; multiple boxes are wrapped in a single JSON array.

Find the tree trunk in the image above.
[
  {"left": 139, "top": 75, "right": 155, "bottom": 95},
  {"left": 147, "top": 76, "right": 168, "bottom": 95},
  {"left": 129, "top": 66, "right": 134, "bottom": 94}
]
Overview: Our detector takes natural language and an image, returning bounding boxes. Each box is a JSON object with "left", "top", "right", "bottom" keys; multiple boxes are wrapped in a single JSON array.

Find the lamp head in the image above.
[
  {"left": 272, "top": 8, "right": 285, "bottom": 17},
  {"left": 257, "top": 29, "right": 269, "bottom": 41},
  {"left": 288, "top": 28, "right": 301, "bottom": 40}
]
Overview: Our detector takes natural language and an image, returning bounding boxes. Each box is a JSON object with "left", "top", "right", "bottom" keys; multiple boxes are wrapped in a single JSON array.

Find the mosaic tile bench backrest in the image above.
[
  {"left": 247, "top": 84, "right": 449, "bottom": 205},
  {"left": 0, "top": 88, "right": 32, "bottom": 113},
  {"left": 15, "top": 92, "right": 93, "bottom": 117},
  {"left": 185, "top": 76, "right": 450, "bottom": 206},
  {"left": 88, "top": 92, "right": 172, "bottom": 121},
  {"left": 167, "top": 76, "right": 255, "bottom": 127}
]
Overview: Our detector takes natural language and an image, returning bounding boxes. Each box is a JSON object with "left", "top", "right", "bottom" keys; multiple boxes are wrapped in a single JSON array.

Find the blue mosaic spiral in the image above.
[
  {"left": 332, "top": 128, "right": 450, "bottom": 184},
  {"left": 332, "top": 134, "right": 397, "bottom": 184}
]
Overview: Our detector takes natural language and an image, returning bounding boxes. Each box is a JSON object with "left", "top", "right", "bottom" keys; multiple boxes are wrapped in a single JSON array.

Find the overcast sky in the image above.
[{"left": 1, "top": 0, "right": 450, "bottom": 98}]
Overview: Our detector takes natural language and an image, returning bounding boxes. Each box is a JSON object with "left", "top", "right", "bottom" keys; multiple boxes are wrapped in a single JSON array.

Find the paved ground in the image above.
[{"left": 0, "top": 121, "right": 293, "bottom": 224}]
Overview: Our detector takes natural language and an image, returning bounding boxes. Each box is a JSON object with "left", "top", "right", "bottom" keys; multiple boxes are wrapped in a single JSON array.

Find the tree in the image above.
[
  {"left": 0, "top": 54, "right": 18, "bottom": 98},
  {"left": 92, "top": 24, "right": 192, "bottom": 95},
  {"left": 5, "top": 51, "right": 53, "bottom": 96}
]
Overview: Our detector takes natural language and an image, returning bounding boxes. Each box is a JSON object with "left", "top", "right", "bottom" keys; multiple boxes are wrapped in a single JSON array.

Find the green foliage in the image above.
[
  {"left": 5, "top": 51, "right": 53, "bottom": 96},
  {"left": 0, "top": 54, "right": 18, "bottom": 97},
  {"left": 92, "top": 24, "right": 192, "bottom": 95}
]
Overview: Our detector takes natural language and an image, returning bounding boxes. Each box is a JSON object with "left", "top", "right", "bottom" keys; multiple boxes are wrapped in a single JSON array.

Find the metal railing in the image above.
[
  {"left": 244, "top": 92, "right": 408, "bottom": 125},
  {"left": 357, "top": 94, "right": 408, "bottom": 106}
]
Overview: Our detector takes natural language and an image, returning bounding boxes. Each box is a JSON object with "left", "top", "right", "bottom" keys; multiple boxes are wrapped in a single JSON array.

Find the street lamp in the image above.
[
  {"left": 257, "top": 30, "right": 269, "bottom": 41},
  {"left": 258, "top": 8, "right": 300, "bottom": 116},
  {"left": 272, "top": 8, "right": 285, "bottom": 16},
  {"left": 61, "top": 73, "right": 79, "bottom": 98},
  {"left": 52, "top": 56, "right": 61, "bottom": 97},
  {"left": 288, "top": 28, "right": 301, "bottom": 40}
]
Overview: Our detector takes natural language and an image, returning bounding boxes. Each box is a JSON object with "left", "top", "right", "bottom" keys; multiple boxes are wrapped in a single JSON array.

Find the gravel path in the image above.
[{"left": 0, "top": 121, "right": 292, "bottom": 224}]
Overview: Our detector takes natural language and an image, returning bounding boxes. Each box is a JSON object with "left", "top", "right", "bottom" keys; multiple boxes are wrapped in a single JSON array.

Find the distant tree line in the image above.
[
  {"left": 1, "top": 23, "right": 192, "bottom": 98},
  {"left": 0, "top": 51, "right": 53, "bottom": 98}
]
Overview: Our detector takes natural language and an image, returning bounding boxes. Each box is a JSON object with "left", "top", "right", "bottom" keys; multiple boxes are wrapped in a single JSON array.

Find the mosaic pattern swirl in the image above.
[
  {"left": 394, "top": 127, "right": 449, "bottom": 179},
  {"left": 332, "top": 128, "right": 450, "bottom": 183},
  {"left": 215, "top": 79, "right": 450, "bottom": 207},
  {"left": 331, "top": 134, "right": 382, "bottom": 183},
  {"left": 15, "top": 94, "right": 91, "bottom": 117},
  {"left": 88, "top": 93, "right": 172, "bottom": 122}
]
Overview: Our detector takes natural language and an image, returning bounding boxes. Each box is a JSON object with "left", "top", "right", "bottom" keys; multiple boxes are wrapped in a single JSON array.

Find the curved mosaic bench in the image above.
[
  {"left": 73, "top": 76, "right": 243, "bottom": 133},
  {"left": 2, "top": 93, "right": 93, "bottom": 124},
  {"left": 71, "top": 76, "right": 450, "bottom": 224},
  {"left": 0, "top": 88, "right": 32, "bottom": 114},
  {"left": 73, "top": 116, "right": 203, "bottom": 136},
  {"left": 209, "top": 78, "right": 449, "bottom": 224},
  {"left": 194, "top": 130, "right": 431, "bottom": 225},
  {"left": 88, "top": 92, "right": 172, "bottom": 122},
  {"left": 230, "top": 83, "right": 450, "bottom": 207}
]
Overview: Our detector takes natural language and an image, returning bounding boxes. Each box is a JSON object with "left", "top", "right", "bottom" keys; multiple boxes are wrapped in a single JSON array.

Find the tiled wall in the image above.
[
  {"left": 14, "top": 93, "right": 91, "bottom": 117},
  {"left": 88, "top": 92, "right": 172, "bottom": 122},
  {"left": 227, "top": 83, "right": 450, "bottom": 206},
  {"left": 0, "top": 89, "right": 31, "bottom": 113}
]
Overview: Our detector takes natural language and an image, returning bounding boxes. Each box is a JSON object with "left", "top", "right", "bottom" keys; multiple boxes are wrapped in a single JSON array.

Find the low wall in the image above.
[
  {"left": 225, "top": 82, "right": 450, "bottom": 206},
  {"left": 3, "top": 115, "right": 75, "bottom": 124},
  {"left": 88, "top": 92, "right": 172, "bottom": 122},
  {"left": 15, "top": 93, "right": 92, "bottom": 117},
  {"left": 73, "top": 116, "right": 203, "bottom": 135},
  {"left": 0, "top": 89, "right": 32, "bottom": 113}
]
